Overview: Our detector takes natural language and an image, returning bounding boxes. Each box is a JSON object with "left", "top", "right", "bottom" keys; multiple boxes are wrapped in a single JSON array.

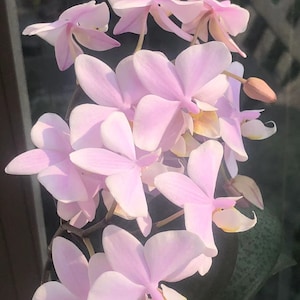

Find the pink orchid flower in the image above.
[
  {"left": 5, "top": 113, "right": 103, "bottom": 227},
  {"left": 108, "top": 0, "right": 202, "bottom": 41},
  {"left": 88, "top": 225, "right": 205, "bottom": 300},
  {"left": 182, "top": 0, "right": 249, "bottom": 57},
  {"left": 155, "top": 140, "right": 256, "bottom": 259},
  {"left": 132, "top": 42, "right": 232, "bottom": 151},
  {"left": 70, "top": 112, "right": 161, "bottom": 235},
  {"left": 74, "top": 54, "right": 148, "bottom": 121},
  {"left": 23, "top": 1, "right": 120, "bottom": 70}
]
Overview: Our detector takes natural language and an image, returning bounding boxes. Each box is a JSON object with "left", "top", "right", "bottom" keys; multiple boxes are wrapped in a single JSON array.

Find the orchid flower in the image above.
[
  {"left": 74, "top": 54, "right": 148, "bottom": 121},
  {"left": 5, "top": 113, "right": 103, "bottom": 227},
  {"left": 108, "top": 0, "right": 203, "bottom": 42},
  {"left": 132, "top": 42, "right": 231, "bottom": 151},
  {"left": 23, "top": 1, "right": 120, "bottom": 70},
  {"left": 182, "top": 0, "right": 249, "bottom": 57},
  {"left": 155, "top": 140, "right": 257, "bottom": 261},
  {"left": 87, "top": 225, "right": 205, "bottom": 300},
  {"left": 70, "top": 112, "right": 161, "bottom": 235}
]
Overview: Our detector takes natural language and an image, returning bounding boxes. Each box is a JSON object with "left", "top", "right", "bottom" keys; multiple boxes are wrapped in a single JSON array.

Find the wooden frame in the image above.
[{"left": 0, "top": 0, "right": 47, "bottom": 298}]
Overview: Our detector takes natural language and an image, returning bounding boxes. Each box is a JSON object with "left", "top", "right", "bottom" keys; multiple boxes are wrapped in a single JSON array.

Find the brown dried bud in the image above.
[
  {"left": 230, "top": 175, "right": 264, "bottom": 210},
  {"left": 243, "top": 77, "right": 277, "bottom": 103}
]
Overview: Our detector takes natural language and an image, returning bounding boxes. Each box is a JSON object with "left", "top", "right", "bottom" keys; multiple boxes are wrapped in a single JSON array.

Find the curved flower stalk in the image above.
[
  {"left": 88, "top": 225, "right": 206, "bottom": 300},
  {"left": 182, "top": 0, "right": 249, "bottom": 56},
  {"left": 5, "top": 113, "right": 103, "bottom": 227},
  {"left": 23, "top": 1, "right": 120, "bottom": 70},
  {"left": 155, "top": 140, "right": 257, "bottom": 271}
]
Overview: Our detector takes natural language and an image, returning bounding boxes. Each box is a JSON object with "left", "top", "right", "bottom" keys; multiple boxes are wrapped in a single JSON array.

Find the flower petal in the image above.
[
  {"left": 112, "top": 6, "right": 149, "bottom": 35},
  {"left": 194, "top": 254, "right": 213, "bottom": 276},
  {"left": 133, "top": 50, "right": 184, "bottom": 100},
  {"left": 70, "top": 148, "right": 133, "bottom": 175},
  {"left": 136, "top": 214, "right": 152, "bottom": 237},
  {"left": 88, "top": 271, "right": 146, "bottom": 300},
  {"left": 75, "top": 54, "right": 124, "bottom": 107},
  {"left": 154, "top": 172, "right": 208, "bottom": 207},
  {"left": 74, "top": 27, "right": 120, "bottom": 51},
  {"left": 241, "top": 120, "right": 277, "bottom": 140},
  {"left": 69, "top": 211, "right": 90, "bottom": 228},
  {"left": 5, "top": 149, "right": 65, "bottom": 175},
  {"left": 224, "top": 145, "right": 238, "bottom": 178},
  {"left": 101, "top": 112, "right": 136, "bottom": 160},
  {"left": 184, "top": 203, "right": 217, "bottom": 257},
  {"left": 133, "top": 95, "right": 182, "bottom": 151},
  {"left": 102, "top": 225, "right": 150, "bottom": 285},
  {"left": 52, "top": 237, "right": 89, "bottom": 298},
  {"left": 219, "top": 117, "right": 248, "bottom": 161},
  {"left": 116, "top": 55, "right": 148, "bottom": 107},
  {"left": 175, "top": 42, "right": 232, "bottom": 97},
  {"left": 105, "top": 168, "right": 148, "bottom": 217},
  {"left": 161, "top": 284, "right": 187, "bottom": 300},
  {"left": 73, "top": 2, "right": 110, "bottom": 30},
  {"left": 145, "top": 230, "right": 205, "bottom": 282},
  {"left": 38, "top": 159, "right": 89, "bottom": 202},
  {"left": 69, "top": 103, "right": 117, "bottom": 150},
  {"left": 55, "top": 27, "right": 82, "bottom": 70},
  {"left": 57, "top": 201, "right": 81, "bottom": 221},
  {"left": 213, "top": 207, "right": 257, "bottom": 232},
  {"left": 187, "top": 140, "right": 223, "bottom": 198},
  {"left": 32, "top": 281, "right": 78, "bottom": 300},
  {"left": 88, "top": 253, "right": 112, "bottom": 286},
  {"left": 151, "top": 5, "right": 194, "bottom": 42},
  {"left": 31, "top": 113, "right": 71, "bottom": 152},
  {"left": 23, "top": 21, "right": 66, "bottom": 45}
]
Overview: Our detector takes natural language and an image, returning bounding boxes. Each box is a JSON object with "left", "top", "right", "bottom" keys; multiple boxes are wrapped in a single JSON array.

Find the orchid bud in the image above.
[{"left": 243, "top": 77, "right": 277, "bottom": 103}]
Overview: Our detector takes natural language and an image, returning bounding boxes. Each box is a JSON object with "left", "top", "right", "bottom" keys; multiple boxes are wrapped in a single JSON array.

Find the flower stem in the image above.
[
  {"left": 105, "top": 200, "right": 117, "bottom": 222},
  {"left": 222, "top": 70, "right": 246, "bottom": 84},
  {"left": 65, "top": 84, "right": 84, "bottom": 121},
  {"left": 83, "top": 237, "right": 95, "bottom": 257},
  {"left": 190, "top": 12, "right": 211, "bottom": 46},
  {"left": 134, "top": 20, "right": 147, "bottom": 52},
  {"left": 155, "top": 209, "right": 184, "bottom": 228}
]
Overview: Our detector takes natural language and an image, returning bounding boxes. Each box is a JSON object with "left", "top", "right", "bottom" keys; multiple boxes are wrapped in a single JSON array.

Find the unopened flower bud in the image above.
[{"left": 243, "top": 77, "right": 277, "bottom": 103}]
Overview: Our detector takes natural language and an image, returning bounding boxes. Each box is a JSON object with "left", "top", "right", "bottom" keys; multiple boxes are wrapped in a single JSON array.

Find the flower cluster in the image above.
[{"left": 6, "top": 1, "right": 278, "bottom": 299}]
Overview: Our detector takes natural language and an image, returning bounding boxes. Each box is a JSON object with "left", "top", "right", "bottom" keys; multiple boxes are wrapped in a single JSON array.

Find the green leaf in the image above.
[
  {"left": 271, "top": 252, "right": 297, "bottom": 276},
  {"left": 217, "top": 208, "right": 282, "bottom": 300}
]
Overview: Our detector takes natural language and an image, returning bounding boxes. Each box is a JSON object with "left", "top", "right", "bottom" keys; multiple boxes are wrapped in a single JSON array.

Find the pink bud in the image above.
[{"left": 243, "top": 77, "right": 277, "bottom": 103}]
